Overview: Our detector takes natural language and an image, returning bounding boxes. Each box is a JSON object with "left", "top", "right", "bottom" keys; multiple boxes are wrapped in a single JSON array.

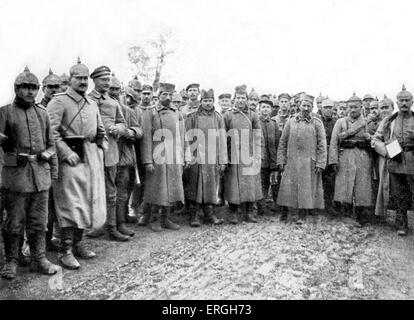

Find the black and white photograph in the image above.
[{"left": 0, "top": 0, "right": 414, "bottom": 305}]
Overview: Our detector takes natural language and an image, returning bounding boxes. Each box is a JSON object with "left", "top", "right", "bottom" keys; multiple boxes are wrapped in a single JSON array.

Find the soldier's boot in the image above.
[
  {"left": 257, "top": 199, "right": 266, "bottom": 215},
  {"left": 355, "top": 207, "right": 365, "bottom": 227},
  {"left": 204, "top": 205, "right": 223, "bottom": 225},
  {"left": 59, "top": 227, "right": 80, "bottom": 270},
  {"left": 28, "top": 232, "right": 60, "bottom": 276},
  {"left": 246, "top": 202, "right": 258, "bottom": 223},
  {"left": 228, "top": 205, "right": 239, "bottom": 224},
  {"left": 189, "top": 204, "right": 201, "bottom": 228},
  {"left": 396, "top": 209, "right": 409, "bottom": 236},
  {"left": 150, "top": 206, "right": 163, "bottom": 232},
  {"left": 116, "top": 203, "right": 135, "bottom": 237},
  {"left": 107, "top": 206, "right": 130, "bottom": 242},
  {"left": 161, "top": 207, "right": 180, "bottom": 230},
  {"left": 1, "top": 233, "right": 19, "bottom": 280},
  {"left": 279, "top": 206, "right": 288, "bottom": 222},
  {"left": 294, "top": 209, "right": 306, "bottom": 225},
  {"left": 18, "top": 234, "right": 31, "bottom": 267},
  {"left": 73, "top": 228, "right": 96, "bottom": 259},
  {"left": 86, "top": 225, "right": 106, "bottom": 238},
  {"left": 137, "top": 203, "right": 151, "bottom": 226}
]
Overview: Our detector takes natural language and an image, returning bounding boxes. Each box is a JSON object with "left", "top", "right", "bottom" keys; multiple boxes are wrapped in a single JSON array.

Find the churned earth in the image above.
[{"left": 0, "top": 205, "right": 414, "bottom": 300}]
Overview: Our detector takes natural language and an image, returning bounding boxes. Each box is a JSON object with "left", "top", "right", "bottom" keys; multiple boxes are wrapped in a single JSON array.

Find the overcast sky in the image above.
[{"left": 1, "top": 0, "right": 414, "bottom": 105}]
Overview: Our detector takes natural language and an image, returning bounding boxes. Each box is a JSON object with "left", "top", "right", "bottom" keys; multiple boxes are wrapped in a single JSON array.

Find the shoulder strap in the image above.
[{"left": 61, "top": 99, "right": 87, "bottom": 137}]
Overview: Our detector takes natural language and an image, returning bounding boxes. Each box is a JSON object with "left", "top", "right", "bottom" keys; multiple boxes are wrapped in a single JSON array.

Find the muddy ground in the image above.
[{"left": 1, "top": 204, "right": 414, "bottom": 300}]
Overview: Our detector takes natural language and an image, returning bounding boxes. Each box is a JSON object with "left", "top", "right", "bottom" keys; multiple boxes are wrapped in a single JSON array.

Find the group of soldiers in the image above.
[{"left": 1, "top": 57, "right": 413, "bottom": 282}]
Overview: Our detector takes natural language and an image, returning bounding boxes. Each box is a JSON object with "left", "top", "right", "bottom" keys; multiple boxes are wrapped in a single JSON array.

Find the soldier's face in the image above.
[
  {"left": 317, "top": 102, "right": 322, "bottom": 110},
  {"left": 369, "top": 101, "right": 379, "bottom": 117},
  {"left": 379, "top": 104, "right": 393, "bottom": 119},
  {"left": 108, "top": 87, "right": 121, "bottom": 100},
  {"left": 60, "top": 83, "right": 69, "bottom": 92},
  {"left": 142, "top": 91, "right": 152, "bottom": 104},
  {"left": 43, "top": 84, "right": 61, "bottom": 99},
  {"left": 349, "top": 103, "right": 362, "bottom": 119},
  {"left": 94, "top": 76, "right": 110, "bottom": 93},
  {"left": 172, "top": 100, "right": 182, "bottom": 109},
  {"left": 322, "top": 104, "right": 334, "bottom": 118},
  {"left": 260, "top": 103, "right": 271, "bottom": 116},
  {"left": 234, "top": 93, "right": 248, "bottom": 109},
  {"left": 338, "top": 104, "right": 349, "bottom": 118},
  {"left": 248, "top": 97, "right": 259, "bottom": 109},
  {"left": 159, "top": 91, "right": 172, "bottom": 106},
  {"left": 70, "top": 75, "right": 89, "bottom": 95},
  {"left": 397, "top": 97, "right": 413, "bottom": 113},
  {"left": 279, "top": 98, "right": 290, "bottom": 111},
  {"left": 201, "top": 98, "right": 214, "bottom": 110},
  {"left": 16, "top": 84, "right": 39, "bottom": 104},
  {"left": 299, "top": 101, "right": 313, "bottom": 116},
  {"left": 187, "top": 88, "right": 199, "bottom": 101},
  {"left": 219, "top": 98, "right": 231, "bottom": 110}
]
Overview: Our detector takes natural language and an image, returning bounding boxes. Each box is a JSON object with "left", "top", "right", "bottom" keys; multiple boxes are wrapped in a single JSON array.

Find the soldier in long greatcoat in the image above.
[
  {"left": 277, "top": 93, "right": 327, "bottom": 224},
  {"left": 141, "top": 83, "right": 190, "bottom": 232},
  {"left": 185, "top": 89, "right": 227, "bottom": 227},
  {"left": 48, "top": 58, "right": 107, "bottom": 269},
  {"left": 223, "top": 85, "right": 263, "bottom": 224},
  {"left": 329, "top": 93, "right": 373, "bottom": 226}
]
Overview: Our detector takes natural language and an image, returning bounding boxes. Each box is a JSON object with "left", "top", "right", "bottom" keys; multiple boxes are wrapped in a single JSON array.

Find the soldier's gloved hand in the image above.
[
  {"left": 125, "top": 129, "right": 136, "bottom": 139},
  {"left": 315, "top": 167, "right": 323, "bottom": 175},
  {"left": 278, "top": 164, "right": 285, "bottom": 172},
  {"left": 330, "top": 164, "right": 339, "bottom": 173},
  {"left": 66, "top": 152, "right": 80, "bottom": 166},
  {"left": 109, "top": 125, "right": 119, "bottom": 137},
  {"left": 145, "top": 164, "right": 155, "bottom": 173},
  {"left": 184, "top": 161, "right": 190, "bottom": 169},
  {"left": 218, "top": 164, "right": 227, "bottom": 173}
]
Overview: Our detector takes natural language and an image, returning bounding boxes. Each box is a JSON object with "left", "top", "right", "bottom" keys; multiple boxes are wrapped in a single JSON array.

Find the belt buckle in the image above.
[{"left": 28, "top": 154, "right": 37, "bottom": 162}]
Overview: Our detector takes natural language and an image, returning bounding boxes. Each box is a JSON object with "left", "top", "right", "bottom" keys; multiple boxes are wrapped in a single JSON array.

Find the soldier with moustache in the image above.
[
  {"left": 248, "top": 89, "right": 260, "bottom": 112},
  {"left": 277, "top": 94, "right": 327, "bottom": 224},
  {"left": 87, "top": 66, "right": 129, "bottom": 242},
  {"left": 372, "top": 86, "right": 414, "bottom": 236},
  {"left": 48, "top": 58, "right": 107, "bottom": 269},
  {"left": 141, "top": 83, "right": 190, "bottom": 232},
  {"left": 329, "top": 93, "right": 373, "bottom": 226}
]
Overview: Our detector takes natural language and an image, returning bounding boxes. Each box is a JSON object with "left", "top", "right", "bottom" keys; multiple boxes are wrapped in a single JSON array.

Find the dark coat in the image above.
[
  {"left": 0, "top": 99, "right": 57, "bottom": 193},
  {"left": 260, "top": 115, "right": 280, "bottom": 170},
  {"left": 184, "top": 108, "right": 228, "bottom": 204}
]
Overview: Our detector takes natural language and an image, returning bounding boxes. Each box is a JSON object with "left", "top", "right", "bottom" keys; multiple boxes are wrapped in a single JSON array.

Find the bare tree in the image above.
[{"left": 127, "top": 31, "right": 176, "bottom": 92}]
